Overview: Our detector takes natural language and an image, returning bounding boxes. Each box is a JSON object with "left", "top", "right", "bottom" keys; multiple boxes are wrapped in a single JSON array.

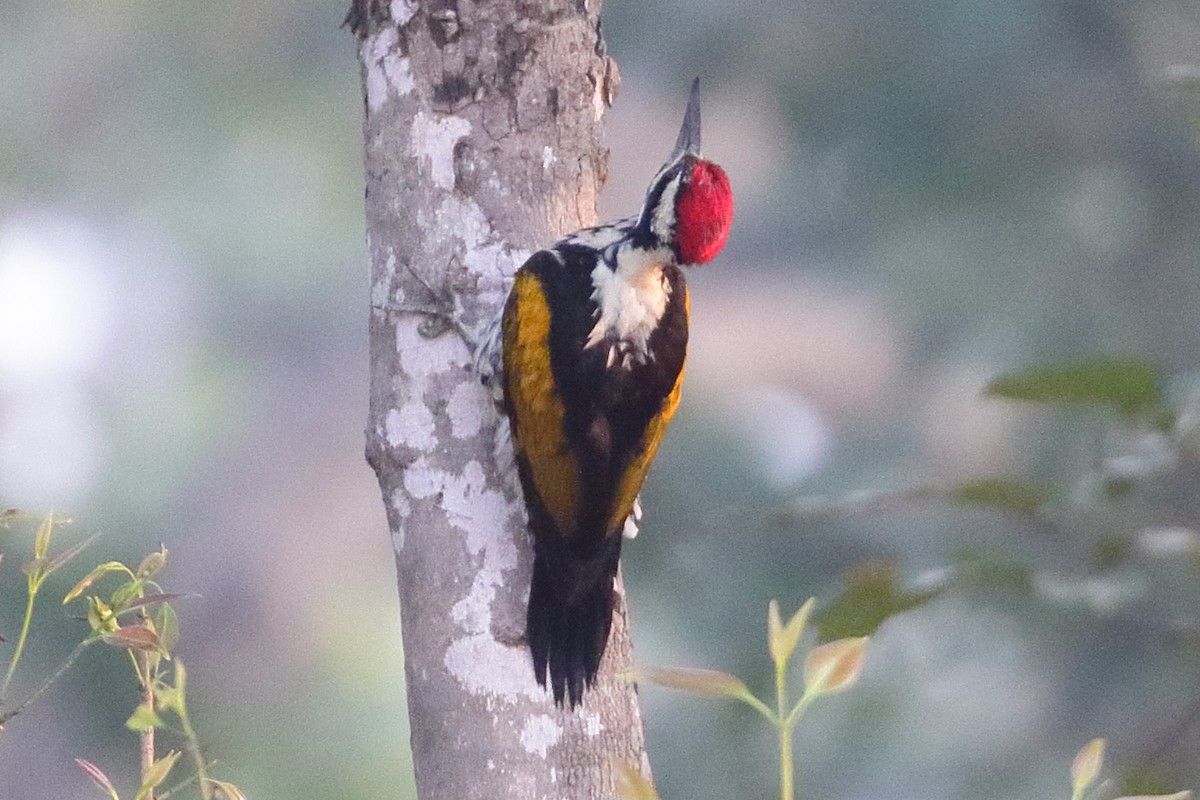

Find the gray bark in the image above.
[{"left": 349, "top": 2, "right": 648, "bottom": 798}]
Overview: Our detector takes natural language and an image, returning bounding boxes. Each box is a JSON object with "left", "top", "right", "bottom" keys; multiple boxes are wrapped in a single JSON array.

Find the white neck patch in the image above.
[{"left": 584, "top": 243, "right": 673, "bottom": 368}]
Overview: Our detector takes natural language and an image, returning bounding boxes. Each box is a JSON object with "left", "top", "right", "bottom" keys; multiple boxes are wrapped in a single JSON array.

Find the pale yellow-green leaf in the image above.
[
  {"left": 768, "top": 600, "right": 783, "bottom": 657},
  {"left": 87, "top": 597, "right": 118, "bottom": 633},
  {"left": 155, "top": 684, "right": 183, "bottom": 716},
  {"left": 624, "top": 665, "right": 750, "bottom": 699},
  {"left": 65, "top": 562, "right": 135, "bottom": 604},
  {"left": 614, "top": 762, "right": 659, "bottom": 800},
  {"left": 1071, "top": 738, "right": 1105, "bottom": 794},
  {"left": 33, "top": 513, "right": 54, "bottom": 559},
  {"left": 75, "top": 758, "right": 120, "bottom": 800},
  {"left": 110, "top": 580, "right": 145, "bottom": 611},
  {"left": 126, "top": 701, "right": 163, "bottom": 732},
  {"left": 156, "top": 602, "right": 180, "bottom": 653},
  {"left": 42, "top": 533, "right": 98, "bottom": 580},
  {"left": 803, "top": 636, "right": 868, "bottom": 696},
  {"left": 1114, "top": 793, "right": 1192, "bottom": 800},
  {"left": 769, "top": 598, "right": 814, "bottom": 668},
  {"left": 132, "top": 751, "right": 181, "bottom": 800},
  {"left": 22, "top": 557, "right": 47, "bottom": 581},
  {"left": 136, "top": 547, "right": 168, "bottom": 580},
  {"left": 204, "top": 779, "right": 250, "bottom": 800},
  {"left": 174, "top": 658, "right": 188, "bottom": 696}
]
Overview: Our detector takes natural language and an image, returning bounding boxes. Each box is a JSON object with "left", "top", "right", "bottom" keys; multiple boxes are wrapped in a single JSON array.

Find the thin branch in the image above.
[{"left": 0, "top": 638, "right": 97, "bottom": 724}]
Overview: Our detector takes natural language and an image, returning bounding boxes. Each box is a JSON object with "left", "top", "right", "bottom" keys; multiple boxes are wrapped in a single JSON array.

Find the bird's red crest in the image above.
[{"left": 676, "top": 160, "right": 733, "bottom": 265}]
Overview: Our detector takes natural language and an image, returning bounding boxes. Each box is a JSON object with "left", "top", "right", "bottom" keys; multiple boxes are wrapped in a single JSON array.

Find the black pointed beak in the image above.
[{"left": 670, "top": 77, "right": 703, "bottom": 159}]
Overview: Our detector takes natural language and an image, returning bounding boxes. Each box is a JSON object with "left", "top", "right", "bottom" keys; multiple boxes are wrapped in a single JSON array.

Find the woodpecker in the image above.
[{"left": 501, "top": 79, "right": 733, "bottom": 707}]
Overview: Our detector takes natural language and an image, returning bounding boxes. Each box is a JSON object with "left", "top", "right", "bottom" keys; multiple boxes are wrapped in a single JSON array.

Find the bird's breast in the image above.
[{"left": 584, "top": 246, "right": 675, "bottom": 369}]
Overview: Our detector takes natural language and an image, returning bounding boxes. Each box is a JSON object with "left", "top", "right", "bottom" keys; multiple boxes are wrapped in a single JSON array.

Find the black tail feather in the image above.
[{"left": 527, "top": 535, "right": 622, "bottom": 707}]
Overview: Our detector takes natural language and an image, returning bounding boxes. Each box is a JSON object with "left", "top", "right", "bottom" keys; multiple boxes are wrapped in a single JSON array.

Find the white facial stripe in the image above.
[
  {"left": 651, "top": 174, "right": 682, "bottom": 242},
  {"left": 584, "top": 244, "right": 673, "bottom": 365}
]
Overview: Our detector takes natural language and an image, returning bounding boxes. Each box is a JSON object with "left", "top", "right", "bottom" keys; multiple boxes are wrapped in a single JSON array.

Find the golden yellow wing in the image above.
[
  {"left": 604, "top": 286, "right": 689, "bottom": 534},
  {"left": 502, "top": 266, "right": 581, "bottom": 535},
  {"left": 605, "top": 371, "right": 683, "bottom": 533}
]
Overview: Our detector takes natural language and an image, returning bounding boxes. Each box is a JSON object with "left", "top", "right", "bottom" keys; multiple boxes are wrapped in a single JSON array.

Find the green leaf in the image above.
[
  {"left": 985, "top": 357, "right": 1163, "bottom": 415},
  {"left": 155, "top": 684, "right": 183, "bottom": 716},
  {"left": 951, "top": 478, "right": 1050, "bottom": 515},
  {"left": 132, "top": 751, "right": 181, "bottom": 800},
  {"left": 126, "top": 701, "right": 164, "bottom": 732},
  {"left": 110, "top": 580, "right": 145, "bottom": 611},
  {"left": 87, "top": 597, "right": 118, "bottom": 633},
  {"left": 816, "top": 561, "right": 941, "bottom": 642},
  {"left": 154, "top": 658, "right": 189, "bottom": 716},
  {"left": 75, "top": 758, "right": 121, "bottom": 800},
  {"left": 1123, "top": 765, "right": 1185, "bottom": 797},
  {"left": 155, "top": 602, "right": 180, "bottom": 653}
]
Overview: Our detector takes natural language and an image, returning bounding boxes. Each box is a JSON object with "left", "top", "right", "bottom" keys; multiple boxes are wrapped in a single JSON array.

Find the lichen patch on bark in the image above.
[
  {"left": 519, "top": 714, "right": 565, "bottom": 758},
  {"left": 389, "top": 0, "right": 418, "bottom": 26},
  {"left": 363, "top": 28, "right": 415, "bottom": 112},
  {"left": 386, "top": 401, "right": 436, "bottom": 449},
  {"left": 447, "top": 381, "right": 486, "bottom": 439},
  {"left": 443, "top": 631, "right": 544, "bottom": 701},
  {"left": 410, "top": 111, "right": 472, "bottom": 190},
  {"left": 394, "top": 318, "right": 466, "bottom": 375}
]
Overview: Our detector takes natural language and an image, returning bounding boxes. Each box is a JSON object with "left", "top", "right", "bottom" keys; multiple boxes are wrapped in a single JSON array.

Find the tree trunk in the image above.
[{"left": 348, "top": 2, "right": 647, "bottom": 798}]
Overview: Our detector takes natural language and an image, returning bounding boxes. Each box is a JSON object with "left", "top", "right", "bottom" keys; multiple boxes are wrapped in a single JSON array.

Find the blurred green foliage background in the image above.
[{"left": 3, "top": 1, "right": 1200, "bottom": 798}]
